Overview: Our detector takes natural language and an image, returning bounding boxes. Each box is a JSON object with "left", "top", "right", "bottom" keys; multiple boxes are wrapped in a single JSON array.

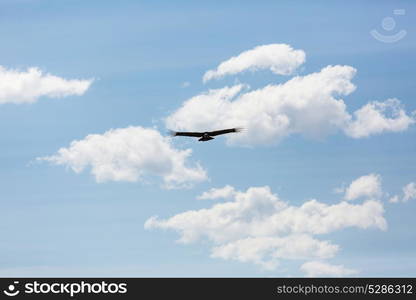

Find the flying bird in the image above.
[{"left": 170, "top": 128, "right": 243, "bottom": 142}]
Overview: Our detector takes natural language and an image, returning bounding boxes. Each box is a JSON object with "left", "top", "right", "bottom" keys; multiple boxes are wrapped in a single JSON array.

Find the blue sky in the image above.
[{"left": 0, "top": 0, "right": 415, "bottom": 277}]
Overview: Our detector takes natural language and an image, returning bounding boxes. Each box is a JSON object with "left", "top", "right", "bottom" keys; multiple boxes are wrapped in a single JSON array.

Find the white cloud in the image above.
[
  {"left": 168, "top": 46, "right": 414, "bottom": 146},
  {"left": 0, "top": 66, "right": 93, "bottom": 104},
  {"left": 145, "top": 185, "right": 386, "bottom": 270},
  {"left": 211, "top": 235, "right": 339, "bottom": 271},
  {"left": 402, "top": 182, "right": 416, "bottom": 202},
  {"left": 388, "top": 182, "right": 416, "bottom": 204},
  {"left": 166, "top": 84, "right": 246, "bottom": 135},
  {"left": 300, "top": 261, "right": 357, "bottom": 277},
  {"left": 39, "top": 126, "right": 207, "bottom": 188},
  {"left": 197, "top": 185, "right": 237, "bottom": 200},
  {"left": 388, "top": 195, "right": 399, "bottom": 203},
  {"left": 168, "top": 65, "right": 357, "bottom": 145},
  {"left": 203, "top": 44, "right": 305, "bottom": 82},
  {"left": 344, "top": 174, "right": 382, "bottom": 201},
  {"left": 344, "top": 99, "right": 415, "bottom": 138}
]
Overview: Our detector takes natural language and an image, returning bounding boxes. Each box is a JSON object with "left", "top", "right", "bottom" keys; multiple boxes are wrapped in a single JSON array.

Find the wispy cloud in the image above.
[
  {"left": 403, "top": 182, "right": 416, "bottom": 202},
  {"left": 389, "top": 182, "right": 416, "bottom": 204},
  {"left": 197, "top": 185, "right": 237, "bottom": 200}
]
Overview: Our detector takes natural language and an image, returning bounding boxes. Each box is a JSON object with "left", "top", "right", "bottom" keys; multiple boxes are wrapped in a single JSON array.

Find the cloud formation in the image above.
[
  {"left": 344, "top": 173, "right": 382, "bottom": 201},
  {"left": 389, "top": 182, "right": 416, "bottom": 203},
  {"left": 197, "top": 185, "right": 237, "bottom": 200},
  {"left": 403, "top": 182, "right": 416, "bottom": 202},
  {"left": 0, "top": 66, "right": 93, "bottom": 104},
  {"left": 39, "top": 126, "right": 207, "bottom": 188},
  {"left": 300, "top": 261, "right": 357, "bottom": 277},
  {"left": 203, "top": 44, "right": 305, "bottom": 82},
  {"left": 211, "top": 235, "right": 339, "bottom": 271},
  {"left": 167, "top": 45, "right": 414, "bottom": 146},
  {"left": 344, "top": 99, "right": 415, "bottom": 138},
  {"left": 145, "top": 181, "right": 386, "bottom": 273},
  {"left": 388, "top": 195, "right": 400, "bottom": 203}
]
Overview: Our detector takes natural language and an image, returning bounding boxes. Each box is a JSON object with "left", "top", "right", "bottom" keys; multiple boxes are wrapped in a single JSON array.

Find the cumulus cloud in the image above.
[
  {"left": 0, "top": 66, "right": 93, "bottom": 104},
  {"left": 168, "top": 65, "right": 357, "bottom": 145},
  {"left": 344, "top": 99, "right": 415, "bottom": 138},
  {"left": 300, "top": 261, "right": 357, "bottom": 277},
  {"left": 344, "top": 174, "right": 382, "bottom": 201},
  {"left": 39, "top": 126, "right": 207, "bottom": 188},
  {"left": 203, "top": 44, "right": 306, "bottom": 82},
  {"left": 211, "top": 235, "right": 338, "bottom": 271},
  {"left": 145, "top": 185, "right": 386, "bottom": 270},
  {"left": 197, "top": 185, "right": 237, "bottom": 200},
  {"left": 167, "top": 46, "right": 414, "bottom": 146}
]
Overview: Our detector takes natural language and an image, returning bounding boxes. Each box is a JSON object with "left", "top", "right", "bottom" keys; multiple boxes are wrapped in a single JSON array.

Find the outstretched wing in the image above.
[
  {"left": 170, "top": 130, "right": 204, "bottom": 137},
  {"left": 208, "top": 128, "right": 243, "bottom": 136}
]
